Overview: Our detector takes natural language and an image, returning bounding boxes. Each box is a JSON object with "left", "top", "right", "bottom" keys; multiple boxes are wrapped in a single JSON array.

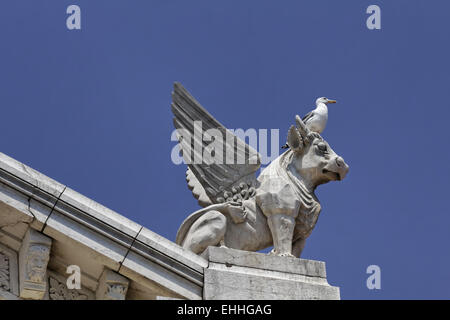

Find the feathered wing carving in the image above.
[
  {"left": 185, "top": 168, "right": 212, "bottom": 207},
  {"left": 171, "top": 82, "right": 261, "bottom": 207}
]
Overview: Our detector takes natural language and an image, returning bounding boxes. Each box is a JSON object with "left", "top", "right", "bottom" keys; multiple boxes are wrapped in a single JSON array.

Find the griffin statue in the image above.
[{"left": 172, "top": 83, "right": 349, "bottom": 258}]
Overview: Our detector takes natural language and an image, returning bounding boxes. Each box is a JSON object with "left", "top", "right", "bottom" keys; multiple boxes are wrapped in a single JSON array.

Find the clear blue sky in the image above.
[{"left": 1, "top": 1, "right": 449, "bottom": 299}]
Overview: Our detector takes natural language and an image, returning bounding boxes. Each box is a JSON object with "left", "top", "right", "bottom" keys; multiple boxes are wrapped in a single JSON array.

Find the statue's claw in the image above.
[
  {"left": 268, "top": 249, "right": 295, "bottom": 258},
  {"left": 219, "top": 239, "right": 227, "bottom": 248},
  {"left": 223, "top": 202, "right": 247, "bottom": 224},
  {"left": 278, "top": 252, "right": 295, "bottom": 258}
]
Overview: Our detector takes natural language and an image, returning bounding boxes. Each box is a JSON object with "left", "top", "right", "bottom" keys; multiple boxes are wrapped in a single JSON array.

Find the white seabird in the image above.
[
  {"left": 301, "top": 97, "right": 336, "bottom": 134},
  {"left": 282, "top": 97, "right": 337, "bottom": 149}
]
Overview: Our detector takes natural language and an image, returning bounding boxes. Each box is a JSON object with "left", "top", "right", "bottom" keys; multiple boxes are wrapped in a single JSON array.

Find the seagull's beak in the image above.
[{"left": 326, "top": 99, "right": 337, "bottom": 104}]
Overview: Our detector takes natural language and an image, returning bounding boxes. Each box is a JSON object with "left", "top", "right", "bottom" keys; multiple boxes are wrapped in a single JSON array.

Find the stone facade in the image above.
[{"left": 0, "top": 152, "right": 340, "bottom": 300}]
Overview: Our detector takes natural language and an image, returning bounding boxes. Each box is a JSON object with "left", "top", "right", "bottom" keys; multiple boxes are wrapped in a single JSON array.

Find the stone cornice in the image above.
[{"left": 0, "top": 152, "right": 206, "bottom": 299}]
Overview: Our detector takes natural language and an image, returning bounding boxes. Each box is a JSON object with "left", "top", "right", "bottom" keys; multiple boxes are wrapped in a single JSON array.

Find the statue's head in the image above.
[{"left": 285, "top": 115, "right": 349, "bottom": 189}]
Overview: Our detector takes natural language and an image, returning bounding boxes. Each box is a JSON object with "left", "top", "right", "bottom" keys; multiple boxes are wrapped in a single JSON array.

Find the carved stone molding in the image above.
[
  {"left": 46, "top": 271, "right": 94, "bottom": 300},
  {"left": 0, "top": 252, "right": 10, "bottom": 291},
  {"left": 0, "top": 243, "right": 19, "bottom": 297},
  {"left": 96, "top": 268, "right": 129, "bottom": 300},
  {"left": 18, "top": 228, "right": 52, "bottom": 299}
]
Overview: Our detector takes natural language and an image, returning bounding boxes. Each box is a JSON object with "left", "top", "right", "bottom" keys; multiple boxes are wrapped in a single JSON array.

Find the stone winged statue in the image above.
[{"left": 172, "top": 83, "right": 349, "bottom": 258}]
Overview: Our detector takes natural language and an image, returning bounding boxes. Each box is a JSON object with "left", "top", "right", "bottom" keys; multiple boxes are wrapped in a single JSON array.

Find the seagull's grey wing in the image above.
[
  {"left": 302, "top": 110, "right": 315, "bottom": 123},
  {"left": 171, "top": 82, "right": 261, "bottom": 207}
]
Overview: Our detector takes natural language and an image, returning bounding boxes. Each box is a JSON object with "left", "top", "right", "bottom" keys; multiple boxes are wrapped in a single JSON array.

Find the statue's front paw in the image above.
[{"left": 223, "top": 202, "right": 247, "bottom": 224}]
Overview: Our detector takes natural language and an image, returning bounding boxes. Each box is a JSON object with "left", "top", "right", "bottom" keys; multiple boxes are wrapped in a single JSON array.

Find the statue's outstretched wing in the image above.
[{"left": 171, "top": 82, "right": 261, "bottom": 207}]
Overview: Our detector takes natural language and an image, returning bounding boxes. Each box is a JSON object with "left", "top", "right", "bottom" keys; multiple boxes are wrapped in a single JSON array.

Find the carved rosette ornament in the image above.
[
  {"left": 48, "top": 276, "right": 88, "bottom": 300},
  {"left": 106, "top": 283, "right": 127, "bottom": 299},
  {"left": 96, "top": 268, "right": 129, "bottom": 300}
]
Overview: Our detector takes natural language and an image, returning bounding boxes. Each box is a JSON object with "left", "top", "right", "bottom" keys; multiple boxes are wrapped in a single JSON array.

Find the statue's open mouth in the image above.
[{"left": 322, "top": 169, "right": 341, "bottom": 181}]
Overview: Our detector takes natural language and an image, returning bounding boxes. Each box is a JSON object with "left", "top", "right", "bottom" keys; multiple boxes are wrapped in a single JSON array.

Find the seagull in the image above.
[
  {"left": 302, "top": 97, "right": 336, "bottom": 134},
  {"left": 282, "top": 97, "right": 336, "bottom": 149}
]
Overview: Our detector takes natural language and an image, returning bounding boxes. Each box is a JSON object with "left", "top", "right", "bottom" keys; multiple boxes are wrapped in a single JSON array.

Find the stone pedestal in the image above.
[{"left": 202, "top": 247, "right": 340, "bottom": 300}]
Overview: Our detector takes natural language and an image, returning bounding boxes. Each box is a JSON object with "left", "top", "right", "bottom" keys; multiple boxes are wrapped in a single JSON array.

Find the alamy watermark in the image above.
[
  {"left": 366, "top": 265, "right": 381, "bottom": 290},
  {"left": 170, "top": 122, "right": 280, "bottom": 166},
  {"left": 66, "top": 265, "right": 81, "bottom": 290},
  {"left": 64, "top": 5, "right": 381, "bottom": 32},
  {"left": 366, "top": 5, "right": 381, "bottom": 30},
  {"left": 66, "top": 5, "right": 81, "bottom": 30}
]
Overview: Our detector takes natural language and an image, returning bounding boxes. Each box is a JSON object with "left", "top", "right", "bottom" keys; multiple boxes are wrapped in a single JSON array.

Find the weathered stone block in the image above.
[{"left": 202, "top": 247, "right": 340, "bottom": 300}]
